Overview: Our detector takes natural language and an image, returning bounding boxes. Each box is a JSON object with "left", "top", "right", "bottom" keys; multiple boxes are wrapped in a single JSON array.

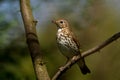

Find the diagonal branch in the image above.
[
  {"left": 19, "top": 0, "right": 50, "bottom": 80},
  {"left": 52, "top": 32, "right": 120, "bottom": 80}
]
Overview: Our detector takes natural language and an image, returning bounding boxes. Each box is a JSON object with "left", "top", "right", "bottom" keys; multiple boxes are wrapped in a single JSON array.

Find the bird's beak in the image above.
[
  {"left": 52, "top": 20, "right": 59, "bottom": 28},
  {"left": 52, "top": 20, "right": 57, "bottom": 24}
]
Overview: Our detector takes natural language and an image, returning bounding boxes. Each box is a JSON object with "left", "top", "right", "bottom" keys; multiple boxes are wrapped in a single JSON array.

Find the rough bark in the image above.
[{"left": 20, "top": 0, "right": 50, "bottom": 80}]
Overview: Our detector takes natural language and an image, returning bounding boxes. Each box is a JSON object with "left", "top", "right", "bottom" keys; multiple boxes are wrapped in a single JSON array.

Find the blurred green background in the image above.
[{"left": 0, "top": 0, "right": 120, "bottom": 80}]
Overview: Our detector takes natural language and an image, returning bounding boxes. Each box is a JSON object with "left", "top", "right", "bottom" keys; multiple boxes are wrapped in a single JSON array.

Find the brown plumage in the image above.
[{"left": 53, "top": 19, "right": 90, "bottom": 74}]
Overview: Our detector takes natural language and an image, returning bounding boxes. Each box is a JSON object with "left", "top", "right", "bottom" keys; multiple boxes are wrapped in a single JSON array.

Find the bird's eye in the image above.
[{"left": 60, "top": 21, "right": 63, "bottom": 24}]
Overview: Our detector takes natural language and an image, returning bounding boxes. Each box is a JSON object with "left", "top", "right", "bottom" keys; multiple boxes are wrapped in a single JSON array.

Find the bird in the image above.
[{"left": 52, "top": 19, "right": 90, "bottom": 74}]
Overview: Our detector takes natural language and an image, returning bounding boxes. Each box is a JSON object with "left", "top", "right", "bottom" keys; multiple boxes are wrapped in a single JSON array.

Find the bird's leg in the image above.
[
  {"left": 59, "top": 57, "right": 70, "bottom": 71},
  {"left": 66, "top": 57, "right": 71, "bottom": 68},
  {"left": 66, "top": 57, "right": 70, "bottom": 63}
]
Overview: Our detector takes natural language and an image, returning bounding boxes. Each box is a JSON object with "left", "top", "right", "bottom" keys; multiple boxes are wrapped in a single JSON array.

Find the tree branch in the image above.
[
  {"left": 19, "top": 0, "right": 50, "bottom": 80},
  {"left": 52, "top": 32, "right": 120, "bottom": 80}
]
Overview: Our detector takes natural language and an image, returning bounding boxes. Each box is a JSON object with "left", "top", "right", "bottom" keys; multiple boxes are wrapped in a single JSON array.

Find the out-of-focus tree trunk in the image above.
[{"left": 19, "top": 0, "right": 50, "bottom": 80}]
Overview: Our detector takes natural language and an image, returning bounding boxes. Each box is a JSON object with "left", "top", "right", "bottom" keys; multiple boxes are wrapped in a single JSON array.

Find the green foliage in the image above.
[{"left": 0, "top": 35, "right": 36, "bottom": 80}]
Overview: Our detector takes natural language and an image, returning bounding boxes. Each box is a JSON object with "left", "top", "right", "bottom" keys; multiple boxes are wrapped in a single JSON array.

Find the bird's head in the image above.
[{"left": 52, "top": 19, "right": 69, "bottom": 29}]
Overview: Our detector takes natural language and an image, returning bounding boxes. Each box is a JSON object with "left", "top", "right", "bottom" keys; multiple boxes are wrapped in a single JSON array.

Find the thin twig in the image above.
[{"left": 52, "top": 32, "right": 120, "bottom": 80}]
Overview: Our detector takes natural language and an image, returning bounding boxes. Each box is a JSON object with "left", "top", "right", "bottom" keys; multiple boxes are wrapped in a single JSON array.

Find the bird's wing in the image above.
[{"left": 71, "top": 31, "right": 80, "bottom": 49}]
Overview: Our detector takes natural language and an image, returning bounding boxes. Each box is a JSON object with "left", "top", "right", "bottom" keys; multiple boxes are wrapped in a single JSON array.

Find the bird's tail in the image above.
[{"left": 77, "top": 57, "right": 90, "bottom": 74}]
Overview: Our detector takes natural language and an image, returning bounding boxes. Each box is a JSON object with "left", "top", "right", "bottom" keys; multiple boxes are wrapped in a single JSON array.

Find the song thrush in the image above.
[{"left": 52, "top": 19, "right": 90, "bottom": 74}]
